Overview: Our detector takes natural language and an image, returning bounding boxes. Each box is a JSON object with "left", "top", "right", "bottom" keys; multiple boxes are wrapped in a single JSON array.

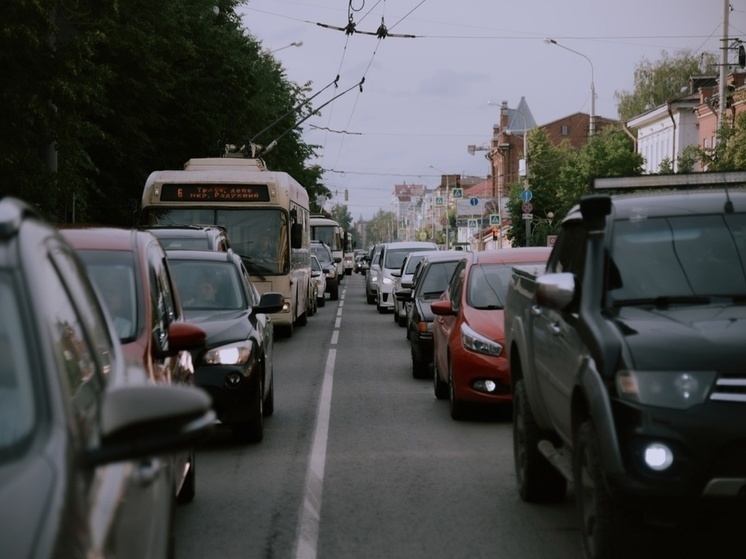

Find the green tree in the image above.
[
  {"left": 0, "top": 0, "right": 324, "bottom": 224},
  {"left": 615, "top": 50, "right": 717, "bottom": 121},
  {"left": 365, "top": 209, "right": 397, "bottom": 245},
  {"left": 506, "top": 126, "right": 643, "bottom": 247}
]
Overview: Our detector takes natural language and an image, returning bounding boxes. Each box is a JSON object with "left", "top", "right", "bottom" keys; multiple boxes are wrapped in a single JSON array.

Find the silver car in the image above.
[{"left": 376, "top": 241, "right": 438, "bottom": 313}]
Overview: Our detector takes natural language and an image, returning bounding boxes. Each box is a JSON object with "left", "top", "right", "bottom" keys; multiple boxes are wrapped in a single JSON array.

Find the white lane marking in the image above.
[
  {"left": 334, "top": 317, "right": 342, "bottom": 329},
  {"left": 331, "top": 330, "right": 339, "bottom": 345},
  {"left": 294, "top": 349, "right": 336, "bottom": 559}
]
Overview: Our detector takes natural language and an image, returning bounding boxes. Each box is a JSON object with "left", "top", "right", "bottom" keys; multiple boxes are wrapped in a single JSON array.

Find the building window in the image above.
[{"left": 560, "top": 125, "right": 570, "bottom": 136}]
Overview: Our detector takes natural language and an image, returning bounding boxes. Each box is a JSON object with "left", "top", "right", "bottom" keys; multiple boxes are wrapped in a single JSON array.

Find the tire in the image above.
[
  {"left": 232, "top": 379, "right": 264, "bottom": 444},
  {"left": 263, "top": 368, "right": 274, "bottom": 417},
  {"left": 317, "top": 294, "right": 326, "bottom": 307},
  {"left": 575, "top": 421, "right": 644, "bottom": 559},
  {"left": 176, "top": 449, "right": 196, "bottom": 505},
  {"left": 448, "top": 361, "right": 467, "bottom": 420},
  {"left": 411, "top": 343, "right": 428, "bottom": 379},
  {"left": 433, "top": 355, "right": 448, "bottom": 399},
  {"left": 329, "top": 281, "right": 339, "bottom": 301},
  {"left": 277, "top": 322, "right": 293, "bottom": 338},
  {"left": 513, "top": 379, "right": 567, "bottom": 502},
  {"left": 297, "top": 310, "right": 308, "bottom": 326},
  {"left": 366, "top": 293, "right": 375, "bottom": 304}
]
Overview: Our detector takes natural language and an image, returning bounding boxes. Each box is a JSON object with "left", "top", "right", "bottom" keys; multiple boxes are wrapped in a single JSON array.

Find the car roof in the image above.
[
  {"left": 383, "top": 241, "right": 438, "bottom": 250},
  {"left": 60, "top": 226, "right": 157, "bottom": 252},
  {"left": 470, "top": 247, "right": 552, "bottom": 265},
  {"left": 565, "top": 189, "right": 746, "bottom": 222},
  {"left": 419, "top": 250, "right": 467, "bottom": 263},
  {"left": 147, "top": 224, "right": 228, "bottom": 237},
  {"left": 165, "top": 248, "right": 238, "bottom": 264}
]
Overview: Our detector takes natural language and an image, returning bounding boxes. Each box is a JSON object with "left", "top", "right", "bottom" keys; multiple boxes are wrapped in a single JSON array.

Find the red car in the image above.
[
  {"left": 60, "top": 227, "right": 207, "bottom": 503},
  {"left": 431, "top": 247, "right": 552, "bottom": 420}
]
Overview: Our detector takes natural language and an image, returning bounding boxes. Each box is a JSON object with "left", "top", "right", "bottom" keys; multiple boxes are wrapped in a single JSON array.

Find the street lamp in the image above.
[
  {"left": 270, "top": 41, "right": 303, "bottom": 54},
  {"left": 429, "top": 165, "right": 451, "bottom": 250},
  {"left": 544, "top": 38, "right": 596, "bottom": 137}
]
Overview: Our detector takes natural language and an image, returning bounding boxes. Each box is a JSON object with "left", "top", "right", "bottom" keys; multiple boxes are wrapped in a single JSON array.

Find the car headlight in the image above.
[
  {"left": 204, "top": 341, "right": 253, "bottom": 365},
  {"left": 616, "top": 370, "right": 716, "bottom": 409},
  {"left": 460, "top": 323, "right": 503, "bottom": 357},
  {"left": 370, "top": 274, "right": 378, "bottom": 282},
  {"left": 382, "top": 277, "right": 393, "bottom": 285}
]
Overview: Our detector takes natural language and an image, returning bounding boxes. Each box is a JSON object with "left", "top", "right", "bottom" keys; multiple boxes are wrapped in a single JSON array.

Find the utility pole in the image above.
[{"left": 719, "top": 0, "right": 729, "bottom": 130}]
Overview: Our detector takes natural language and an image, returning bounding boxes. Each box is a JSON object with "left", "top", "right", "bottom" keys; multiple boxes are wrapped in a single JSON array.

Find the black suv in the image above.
[{"left": 0, "top": 197, "right": 213, "bottom": 558}]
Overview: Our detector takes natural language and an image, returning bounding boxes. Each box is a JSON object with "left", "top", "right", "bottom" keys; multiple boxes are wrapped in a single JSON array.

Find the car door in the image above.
[
  {"left": 531, "top": 221, "right": 587, "bottom": 441},
  {"left": 46, "top": 241, "right": 172, "bottom": 558},
  {"left": 434, "top": 260, "right": 466, "bottom": 375}
]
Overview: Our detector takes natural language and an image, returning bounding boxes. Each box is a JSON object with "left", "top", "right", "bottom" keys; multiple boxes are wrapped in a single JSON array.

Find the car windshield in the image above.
[
  {"left": 76, "top": 251, "right": 138, "bottom": 342},
  {"left": 311, "top": 256, "right": 322, "bottom": 272},
  {"left": 416, "top": 260, "right": 462, "bottom": 298},
  {"left": 385, "top": 248, "right": 424, "bottom": 270},
  {"left": 169, "top": 260, "right": 247, "bottom": 311},
  {"left": 0, "top": 274, "right": 37, "bottom": 461},
  {"left": 467, "top": 262, "right": 545, "bottom": 309},
  {"left": 609, "top": 213, "right": 746, "bottom": 305},
  {"left": 311, "top": 245, "right": 333, "bottom": 265},
  {"left": 404, "top": 254, "right": 426, "bottom": 274}
]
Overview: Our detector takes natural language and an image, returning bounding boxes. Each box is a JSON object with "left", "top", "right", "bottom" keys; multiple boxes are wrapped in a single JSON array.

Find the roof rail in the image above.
[{"left": 594, "top": 172, "right": 746, "bottom": 190}]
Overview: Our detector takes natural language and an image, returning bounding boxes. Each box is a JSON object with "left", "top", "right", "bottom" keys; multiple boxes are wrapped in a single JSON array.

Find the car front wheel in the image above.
[{"left": 513, "top": 379, "right": 567, "bottom": 502}]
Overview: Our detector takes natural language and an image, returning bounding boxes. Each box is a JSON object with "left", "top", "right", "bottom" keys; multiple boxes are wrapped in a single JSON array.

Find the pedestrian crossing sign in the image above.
[{"left": 489, "top": 213, "right": 500, "bottom": 225}]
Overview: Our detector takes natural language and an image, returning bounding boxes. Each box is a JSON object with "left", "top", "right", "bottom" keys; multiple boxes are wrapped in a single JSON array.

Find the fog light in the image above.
[
  {"left": 225, "top": 372, "right": 243, "bottom": 387},
  {"left": 643, "top": 443, "right": 674, "bottom": 471},
  {"left": 282, "top": 302, "right": 290, "bottom": 313},
  {"left": 472, "top": 379, "right": 509, "bottom": 394}
]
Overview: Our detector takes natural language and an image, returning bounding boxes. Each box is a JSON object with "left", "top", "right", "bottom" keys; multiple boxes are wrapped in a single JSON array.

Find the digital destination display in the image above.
[{"left": 160, "top": 184, "right": 270, "bottom": 202}]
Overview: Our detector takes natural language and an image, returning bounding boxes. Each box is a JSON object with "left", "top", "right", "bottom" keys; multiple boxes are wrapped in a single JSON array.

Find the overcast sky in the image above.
[{"left": 238, "top": 0, "right": 745, "bottom": 221}]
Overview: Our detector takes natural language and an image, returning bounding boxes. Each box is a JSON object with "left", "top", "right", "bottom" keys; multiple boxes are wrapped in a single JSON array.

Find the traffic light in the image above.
[{"left": 492, "top": 226, "right": 498, "bottom": 241}]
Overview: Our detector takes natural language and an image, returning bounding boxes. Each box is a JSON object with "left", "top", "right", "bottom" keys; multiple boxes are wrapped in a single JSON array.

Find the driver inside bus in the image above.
[{"left": 252, "top": 235, "right": 273, "bottom": 259}]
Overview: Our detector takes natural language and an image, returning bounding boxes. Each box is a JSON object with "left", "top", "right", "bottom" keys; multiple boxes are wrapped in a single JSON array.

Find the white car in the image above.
[
  {"left": 376, "top": 241, "right": 438, "bottom": 313},
  {"left": 311, "top": 255, "right": 327, "bottom": 307}
]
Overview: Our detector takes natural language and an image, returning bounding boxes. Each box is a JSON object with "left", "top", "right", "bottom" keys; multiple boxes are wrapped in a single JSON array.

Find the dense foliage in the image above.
[
  {"left": 1, "top": 0, "right": 325, "bottom": 224},
  {"left": 614, "top": 49, "right": 718, "bottom": 121},
  {"left": 505, "top": 126, "right": 644, "bottom": 247}
]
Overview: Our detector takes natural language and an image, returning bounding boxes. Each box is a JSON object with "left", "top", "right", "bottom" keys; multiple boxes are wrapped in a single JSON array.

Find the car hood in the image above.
[
  {"left": 614, "top": 304, "right": 746, "bottom": 370},
  {"left": 463, "top": 306, "right": 506, "bottom": 341},
  {"left": 184, "top": 310, "right": 252, "bottom": 346}
]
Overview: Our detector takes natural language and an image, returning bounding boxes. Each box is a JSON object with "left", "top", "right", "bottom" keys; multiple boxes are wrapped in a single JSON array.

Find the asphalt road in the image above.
[{"left": 173, "top": 273, "right": 581, "bottom": 559}]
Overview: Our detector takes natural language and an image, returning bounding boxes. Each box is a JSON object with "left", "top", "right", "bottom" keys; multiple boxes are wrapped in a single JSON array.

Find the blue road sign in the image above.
[
  {"left": 489, "top": 213, "right": 500, "bottom": 225},
  {"left": 452, "top": 188, "right": 463, "bottom": 198},
  {"left": 469, "top": 197, "right": 479, "bottom": 206},
  {"left": 520, "top": 189, "right": 533, "bottom": 202},
  {"left": 435, "top": 196, "right": 444, "bottom": 206}
]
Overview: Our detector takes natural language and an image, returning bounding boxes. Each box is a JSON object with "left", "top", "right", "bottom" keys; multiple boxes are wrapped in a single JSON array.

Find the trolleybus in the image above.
[{"left": 141, "top": 155, "right": 311, "bottom": 337}]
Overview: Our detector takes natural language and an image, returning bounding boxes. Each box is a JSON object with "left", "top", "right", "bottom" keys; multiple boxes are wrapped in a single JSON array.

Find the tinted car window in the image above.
[{"left": 76, "top": 251, "right": 138, "bottom": 341}]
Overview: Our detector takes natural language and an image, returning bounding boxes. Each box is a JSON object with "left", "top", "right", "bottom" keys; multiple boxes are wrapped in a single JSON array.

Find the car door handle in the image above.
[
  {"left": 550, "top": 322, "right": 561, "bottom": 335},
  {"left": 531, "top": 305, "right": 541, "bottom": 316},
  {"left": 134, "top": 458, "right": 163, "bottom": 486}
]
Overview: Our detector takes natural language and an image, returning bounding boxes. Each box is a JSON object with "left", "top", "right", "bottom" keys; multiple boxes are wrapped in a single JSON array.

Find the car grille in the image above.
[{"left": 710, "top": 374, "right": 746, "bottom": 403}]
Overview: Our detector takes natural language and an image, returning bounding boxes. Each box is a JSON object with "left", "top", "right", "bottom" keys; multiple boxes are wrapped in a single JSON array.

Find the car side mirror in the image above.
[
  {"left": 254, "top": 291, "right": 285, "bottom": 315},
  {"left": 430, "top": 299, "right": 456, "bottom": 316}
]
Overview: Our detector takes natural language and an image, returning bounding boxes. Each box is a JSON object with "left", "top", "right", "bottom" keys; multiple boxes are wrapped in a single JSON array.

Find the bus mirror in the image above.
[{"left": 291, "top": 223, "right": 303, "bottom": 249}]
